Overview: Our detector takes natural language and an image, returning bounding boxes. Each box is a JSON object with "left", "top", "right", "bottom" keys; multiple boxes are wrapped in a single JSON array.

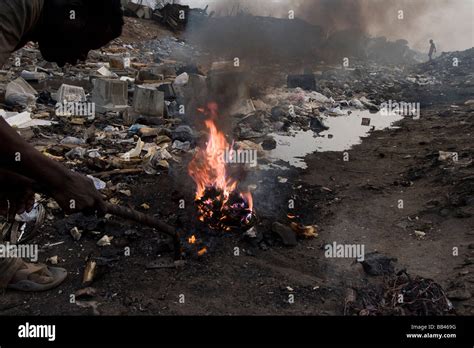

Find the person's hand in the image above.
[
  {"left": 0, "top": 170, "right": 35, "bottom": 221},
  {"left": 48, "top": 170, "right": 106, "bottom": 216}
]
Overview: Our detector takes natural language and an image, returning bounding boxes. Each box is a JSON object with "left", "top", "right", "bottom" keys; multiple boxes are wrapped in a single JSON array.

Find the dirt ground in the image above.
[
  {"left": 1, "top": 101, "right": 472, "bottom": 316},
  {"left": 0, "top": 18, "right": 472, "bottom": 316}
]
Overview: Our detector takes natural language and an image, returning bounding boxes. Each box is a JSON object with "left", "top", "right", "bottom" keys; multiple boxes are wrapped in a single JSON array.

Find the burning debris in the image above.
[
  {"left": 188, "top": 105, "right": 254, "bottom": 222},
  {"left": 181, "top": 103, "right": 257, "bottom": 257}
]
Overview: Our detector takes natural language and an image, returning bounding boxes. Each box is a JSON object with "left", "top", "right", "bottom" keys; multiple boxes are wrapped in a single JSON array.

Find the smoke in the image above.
[{"left": 182, "top": 0, "right": 473, "bottom": 52}]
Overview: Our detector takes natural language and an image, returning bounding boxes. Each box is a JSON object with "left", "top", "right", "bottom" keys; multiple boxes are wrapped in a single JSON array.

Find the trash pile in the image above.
[
  {"left": 401, "top": 47, "right": 474, "bottom": 105},
  {"left": 124, "top": 1, "right": 210, "bottom": 31},
  {"left": 412, "top": 47, "right": 474, "bottom": 85},
  {"left": 344, "top": 252, "right": 455, "bottom": 316},
  {"left": 345, "top": 271, "right": 455, "bottom": 316},
  {"left": 0, "top": 27, "right": 211, "bottom": 245}
]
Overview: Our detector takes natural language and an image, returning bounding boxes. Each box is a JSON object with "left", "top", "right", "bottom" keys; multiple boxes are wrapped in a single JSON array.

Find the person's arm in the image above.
[
  {"left": 0, "top": 168, "right": 35, "bottom": 220},
  {"left": 0, "top": 117, "right": 105, "bottom": 214}
]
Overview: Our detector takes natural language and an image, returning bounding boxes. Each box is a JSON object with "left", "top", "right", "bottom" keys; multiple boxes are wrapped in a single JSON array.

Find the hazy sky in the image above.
[{"left": 142, "top": 0, "right": 474, "bottom": 51}]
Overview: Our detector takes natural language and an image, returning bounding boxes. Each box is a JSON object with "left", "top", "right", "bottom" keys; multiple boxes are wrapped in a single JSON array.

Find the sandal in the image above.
[{"left": 7, "top": 262, "right": 67, "bottom": 292}]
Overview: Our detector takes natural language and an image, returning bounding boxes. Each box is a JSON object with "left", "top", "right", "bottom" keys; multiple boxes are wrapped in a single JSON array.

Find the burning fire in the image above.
[
  {"left": 197, "top": 248, "right": 208, "bottom": 257},
  {"left": 188, "top": 235, "right": 197, "bottom": 244},
  {"left": 188, "top": 103, "right": 255, "bottom": 232},
  {"left": 189, "top": 103, "right": 237, "bottom": 201}
]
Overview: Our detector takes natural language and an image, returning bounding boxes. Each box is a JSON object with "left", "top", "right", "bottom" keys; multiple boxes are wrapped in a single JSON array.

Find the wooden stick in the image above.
[{"left": 105, "top": 203, "right": 176, "bottom": 237}]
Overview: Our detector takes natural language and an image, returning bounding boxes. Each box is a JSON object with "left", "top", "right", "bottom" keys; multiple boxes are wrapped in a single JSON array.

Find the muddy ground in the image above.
[{"left": 0, "top": 18, "right": 473, "bottom": 316}]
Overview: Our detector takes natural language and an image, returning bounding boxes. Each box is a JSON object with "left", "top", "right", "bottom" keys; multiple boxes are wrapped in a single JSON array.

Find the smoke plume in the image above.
[{"left": 183, "top": 0, "right": 473, "bottom": 52}]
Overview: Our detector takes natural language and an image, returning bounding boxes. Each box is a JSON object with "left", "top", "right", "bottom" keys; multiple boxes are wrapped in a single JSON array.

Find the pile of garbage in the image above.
[
  {"left": 0, "top": 31, "right": 207, "bottom": 186},
  {"left": 413, "top": 48, "right": 474, "bottom": 82},
  {"left": 345, "top": 271, "right": 455, "bottom": 316},
  {"left": 124, "top": 1, "right": 210, "bottom": 31}
]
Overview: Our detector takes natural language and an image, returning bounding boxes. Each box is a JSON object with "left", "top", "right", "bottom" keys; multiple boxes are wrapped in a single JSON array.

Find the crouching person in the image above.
[{"left": 0, "top": 0, "right": 124, "bottom": 291}]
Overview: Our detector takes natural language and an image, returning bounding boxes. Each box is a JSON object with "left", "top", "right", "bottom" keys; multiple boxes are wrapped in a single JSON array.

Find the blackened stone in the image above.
[
  {"left": 310, "top": 116, "right": 328, "bottom": 133},
  {"left": 172, "top": 125, "right": 194, "bottom": 143},
  {"left": 262, "top": 137, "right": 277, "bottom": 150},
  {"left": 360, "top": 252, "right": 397, "bottom": 276}
]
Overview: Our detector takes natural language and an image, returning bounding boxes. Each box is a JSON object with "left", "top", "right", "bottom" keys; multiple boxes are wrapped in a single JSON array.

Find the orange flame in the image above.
[
  {"left": 241, "top": 192, "right": 253, "bottom": 211},
  {"left": 188, "top": 235, "right": 197, "bottom": 244},
  {"left": 197, "top": 248, "right": 208, "bottom": 257},
  {"left": 188, "top": 104, "right": 237, "bottom": 201}
]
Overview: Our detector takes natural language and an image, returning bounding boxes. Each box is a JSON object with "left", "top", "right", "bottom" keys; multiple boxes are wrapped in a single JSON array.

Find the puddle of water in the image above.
[{"left": 267, "top": 110, "right": 403, "bottom": 169}]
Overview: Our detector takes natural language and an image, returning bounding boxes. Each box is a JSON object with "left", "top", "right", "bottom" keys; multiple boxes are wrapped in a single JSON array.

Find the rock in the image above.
[
  {"left": 65, "top": 147, "right": 86, "bottom": 159},
  {"left": 70, "top": 227, "right": 82, "bottom": 241},
  {"left": 46, "top": 256, "right": 59, "bottom": 265},
  {"left": 272, "top": 222, "right": 297, "bottom": 246},
  {"left": 290, "top": 223, "right": 318, "bottom": 239},
  {"left": 414, "top": 230, "right": 426, "bottom": 238},
  {"left": 360, "top": 252, "right": 396, "bottom": 276},
  {"left": 271, "top": 106, "right": 288, "bottom": 121},
  {"left": 97, "top": 235, "right": 113, "bottom": 247},
  {"left": 310, "top": 116, "right": 328, "bottom": 132},
  {"left": 261, "top": 137, "right": 277, "bottom": 150},
  {"left": 172, "top": 125, "right": 194, "bottom": 143},
  {"left": 438, "top": 151, "right": 457, "bottom": 162}
]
